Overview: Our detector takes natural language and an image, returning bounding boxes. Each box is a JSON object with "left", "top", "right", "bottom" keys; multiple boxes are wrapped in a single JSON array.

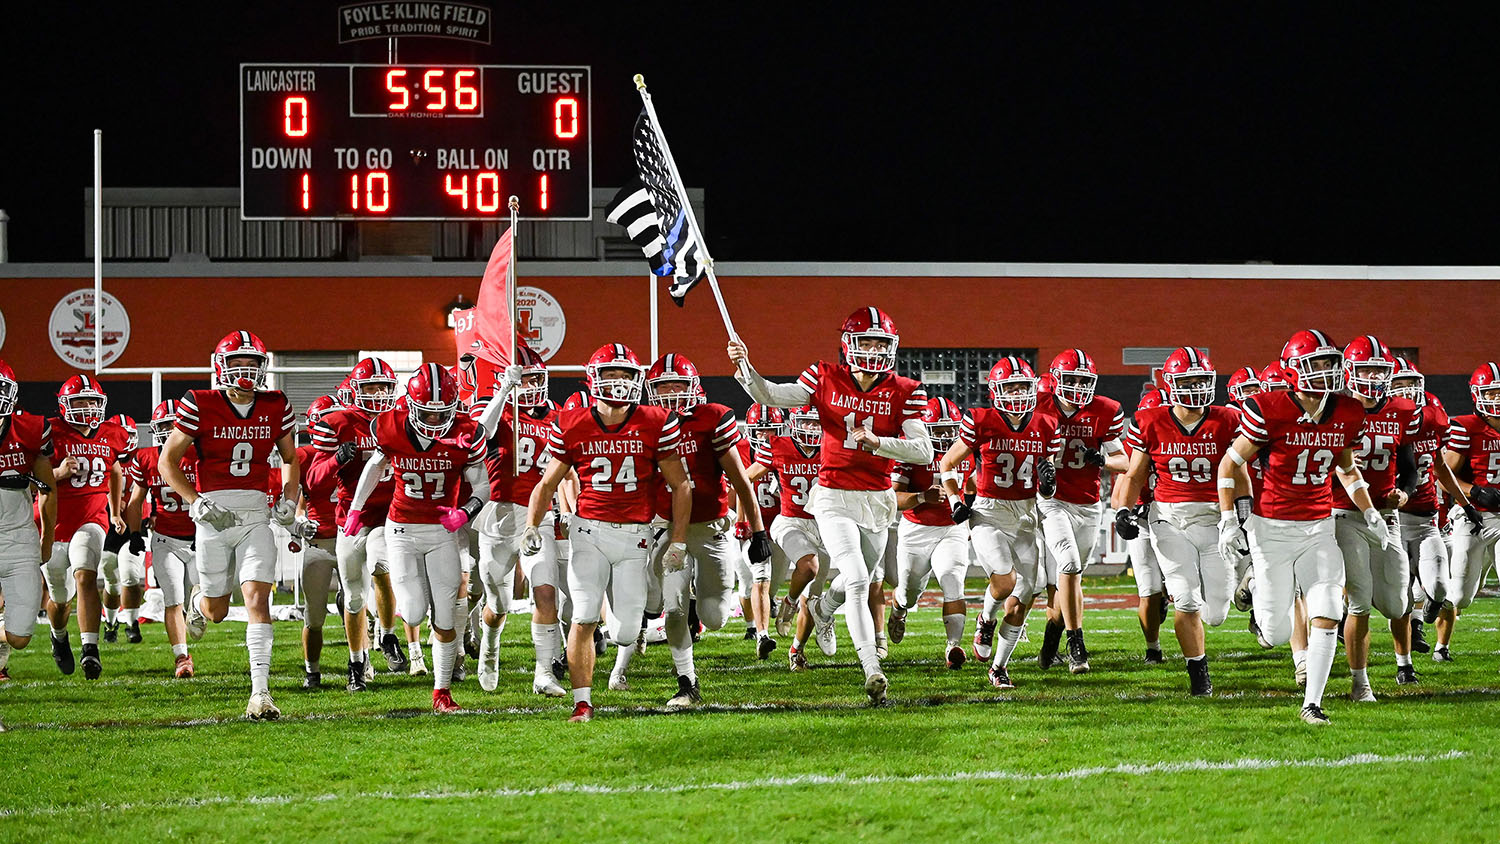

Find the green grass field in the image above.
[{"left": 3, "top": 583, "right": 1499, "bottom": 843}]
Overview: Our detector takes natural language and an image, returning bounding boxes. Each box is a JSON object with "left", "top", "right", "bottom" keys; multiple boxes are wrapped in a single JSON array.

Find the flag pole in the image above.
[
  {"left": 508, "top": 195, "right": 521, "bottom": 476},
  {"left": 633, "top": 75, "right": 749, "bottom": 376}
]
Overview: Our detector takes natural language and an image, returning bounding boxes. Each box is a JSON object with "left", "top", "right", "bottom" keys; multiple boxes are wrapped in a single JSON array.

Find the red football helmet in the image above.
[
  {"left": 646, "top": 353, "right": 703, "bottom": 412},
  {"left": 1225, "top": 366, "right": 1261, "bottom": 404},
  {"left": 58, "top": 375, "right": 107, "bottom": 428},
  {"left": 585, "top": 343, "right": 645, "bottom": 405},
  {"left": 922, "top": 396, "right": 963, "bottom": 451},
  {"left": 1036, "top": 372, "right": 1057, "bottom": 396},
  {"left": 1279, "top": 329, "right": 1344, "bottom": 394},
  {"left": 1160, "top": 347, "right": 1216, "bottom": 409},
  {"left": 1470, "top": 362, "right": 1500, "bottom": 417},
  {"left": 509, "top": 344, "right": 549, "bottom": 407},
  {"left": 745, "top": 403, "right": 786, "bottom": 442},
  {"left": 334, "top": 376, "right": 354, "bottom": 408},
  {"left": 347, "top": 357, "right": 398, "bottom": 414},
  {"left": 151, "top": 400, "right": 179, "bottom": 446},
  {"left": 1049, "top": 349, "right": 1098, "bottom": 407},
  {"left": 212, "top": 330, "right": 270, "bottom": 392},
  {"left": 1136, "top": 388, "right": 1170, "bottom": 413},
  {"left": 788, "top": 405, "right": 821, "bottom": 448},
  {"left": 988, "top": 356, "right": 1038, "bottom": 414},
  {"left": 562, "top": 389, "right": 591, "bottom": 411},
  {"left": 109, "top": 414, "right": 138, "bottom": 452},
  {"left": 0, "top": 360, "right": 17, "bottom": 416},
  {"left": 1342, "top": 335, "right": 1395, "bottom": 401},
  {"left": 840, "top": 306, "right": 899, "bottom": 373},
  {"left": 1259, "top": 362, "right": 1292, "bottom": 391},
  {"left": 1390, "top": 357, "right": 1425, "bottom": 407},
  {"left": 406, "top": 363, "right": 460, "bottom": 438},
  {"left": 306, "top": 394, "right": 339, "bottom": 430}
]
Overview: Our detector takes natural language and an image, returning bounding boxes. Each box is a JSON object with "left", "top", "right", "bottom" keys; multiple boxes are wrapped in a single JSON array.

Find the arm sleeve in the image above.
[
  {"left": 348, "top": 450, "right": 389, "bottom": 512},
  {"left": 40, "top": 419, "right": 53, "bottom": 457},
  {"left": 1396, "top": 442, "right": 1419, "bottom": 495},
  {"left": 471, "top": 397, "right": 506, "bottom": 440},
  {"left": 735, "top": 364, "right": 814, "bottom": 408},
  {"left": 463, "top": 460, "right": 489, "bottom": 504},
  {"left": 872, "top": 417, "right": 934, "bottom": 465}
]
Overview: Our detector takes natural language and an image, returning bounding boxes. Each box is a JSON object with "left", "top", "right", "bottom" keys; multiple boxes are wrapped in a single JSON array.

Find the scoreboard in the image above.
[{"left": 240, "top": 64, "right": 591, "bottom": 220}]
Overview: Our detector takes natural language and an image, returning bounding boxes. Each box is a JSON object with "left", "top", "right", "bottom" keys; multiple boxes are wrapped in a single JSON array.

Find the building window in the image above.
[{"left": 897, "top": 348, "right": 1038, "bottom": 408}]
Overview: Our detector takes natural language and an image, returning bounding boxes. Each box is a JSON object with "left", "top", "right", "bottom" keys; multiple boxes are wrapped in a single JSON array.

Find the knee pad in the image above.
[
  {"left": 1174, "top": 590, "right": 1203, "bottom": 616},
  {"left": 1304, "top": 582, "right": 1344, "bottom": 622}
]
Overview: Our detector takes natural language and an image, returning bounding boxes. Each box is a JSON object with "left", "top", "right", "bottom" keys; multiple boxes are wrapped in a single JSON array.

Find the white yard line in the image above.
[{"left": 0, "top": 750, "right": 1467, "bottom": 818}]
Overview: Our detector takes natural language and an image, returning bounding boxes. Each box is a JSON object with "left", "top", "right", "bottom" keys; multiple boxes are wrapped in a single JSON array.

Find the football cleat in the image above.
[
  {"left": 1432, "top": 646, "right": 1453, "bottom": 663},
  {"left": 432, "top": 688, "right": 461, "bottom": 714},
  {"left": 0, "top": 666, "right": 8, "bottom": 682},
  {"left": 463, "top": 626, "right": 480, "bottom": 659},
  {"left": 186, "top": 587, "right": 207, "bottom": 641},
  {"left": 593, "top": 627, "right": 607, "bottom": 656},
  {"left": 478, "top": 645, "right": 500, "bottom": 693},
  {"left": 1299, "top": 703, "right": 1330, "bottom": 726},
  {"left": 1410, "top": 620, "right": 1430, "bottom": 654},
  {"left": 452, "top": 655, "right": 466, "bottom": 684},
  {"left": 809, "top": 595, "right": 837, "bottom": 656},
  {"left": 987, "top": 665, "right": 1015, "bottom": 690},
  {"left": 347, "top": 660, "right": 368, "bottom": 692},
  {"left": 757, "top": 634, "right": 777, "bottom": 661},
  {"left": 302, "top": 670, "right": 321, "bottom": 690},
  {"left": 874, "top": 633, "right": 889, "bottom": 660},
  {"left": 1349, "top": 682, "right": 1377, "bottom": 703},
  {"left": 1294, "top": 660, "right": 1308, "bottom": 686},
  {"left": 1233, "top": 572, "right": 1254, "bottom": 612},
  {"left": 775, "top": 595, "right": 798, "bottom": 637},
  {"left": 864, "top": 671, "right": 888, "bottom": 705},
  {"left": 1066, "top": 631, "right": 1090, "bottom": 674},
  {"left": 81, "top": 644, "right": 102, "bottom": 680},
  {"left": 381, "top": 633, "right": 410, "bottom": 673},
  {"left": 1187, "top": 659, "right": 1213, "bottom": 697},
  {"left": 0, "top": 636, "right": 9, "bottom": 678},
  {"left": 742, "top": 624, "right": 757, "bottom": 641},
  {"left": 972, "top": 618, "right": 996, "bottom": 661},
  {"left": 103, "top": 620, "right": 119, "bottom": 643},
  {"left": 1396, "top": 665, "right": 1420, "bottom": 685},
  {"left": 569, "top": 701, "right": 594, "bottom": 722},
  {"left": 1145, "top": 647, "right": 1165, "bottom": 665},
  {"left": 886, "top": 604, "right": 907, "bottom": 644},
  {"left": 551, "top": 654, "right": 568, "bottom": 681},
  {"left": 946, "top": 644, "right": 966, "bottom": 670},
  {"left": 173, "top": 654, "right": 195, "bottom": 678},
  {"left": 408, "top": 648, "right": 429, "bottom": 676},
  {"left": 1038, "top": 620, "right": 1064, "bottom": 669},
  {"left": 666, "top": 675, "right": 703, "bottom": 709},
  {"left": 788, "top": 646, "right": 809, "bottom": 672},
  {"left": 51, "top": 632, "right": 75, "bottom": 675},
  {"left": 1422, "top": 599, "right": 1443, "bottom": 626},
  {"left": 532, "top": 674, "right": 567, "bottom": 697},
  {"left": 125, "top": 620, "right": 143, "bottom": 644},
  {"left": 608, "top": 672, "right": 630, "bottom": 692},
  {"left": 246, "top": 691, "right": 281, "bottom": 721}
]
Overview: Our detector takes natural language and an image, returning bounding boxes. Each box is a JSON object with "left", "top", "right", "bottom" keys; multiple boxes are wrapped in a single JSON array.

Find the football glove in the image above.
[
  {"left": 190, "top": 497, "right": 239, "bottom": 531},
  {"left": 1114, "top": 507, "right": 1140, "bottom": 541},
  {"left": 1081, "top": 447, "right": 1106, "bottom": 468},
  {"left": 521, "top": 525, "right": 543, "bottom": 556},
  {"left": 270, "top": 498, "right": 297, "bottom": 527},
  {"left": 0, "top": 472, "right": 35, "bottom": 490},
  {"left": 748, "top": 530, "right": 772, "bottom": 566},
  {"left": 334, "top": 441, "right": 359, "bottom": 466},
  {"left": 1233, "top": 495, "right": 1253, "bottom": 525},
  {"left": 1469, "top": 485, "right": 1500, "bottom": 510},
  {"left": 948, "top": 495, "right": 972, "bottom": 525},
  {"left": 734, "top": 521, "right": 751, "bottom": 541},
  {"left": 1463, "top": 504, "right": 1485, "bottom": 536},
  {"left": 127, "top": 531, "right": 146, "bottom": 555},
  {"left": 291, "top": 516, "right": 321, "bottom": 541},
  {"left": 1037, "top": 459, "right": 1057, "bottom": 498},
  {"left": 1217, "top": 511, "right": 1248, "bottom": 562},
  {"left": 1363, "top": 507, "right": 1392, "bottom": 550},
  {"left": 342, "top": 508, "right": 368, "bottom": 537},
  {"left": 662, "top": 541, "right": 689, "bottom": 573}
]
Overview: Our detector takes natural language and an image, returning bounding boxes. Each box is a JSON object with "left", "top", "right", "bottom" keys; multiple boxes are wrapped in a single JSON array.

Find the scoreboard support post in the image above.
[{"left": 93, "top": 128, "right": 102, "bottom": 375}]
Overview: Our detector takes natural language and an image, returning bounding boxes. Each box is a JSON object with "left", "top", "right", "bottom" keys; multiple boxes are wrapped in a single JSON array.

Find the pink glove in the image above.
[
  {"left": 342, "top": 508, "right": 367, "bottom": 537},
  {"left": 452, "top": 433, "right": 472, "bottom": 449},
  {"left": 438, "top": 506, "right": 469, "bottom": 532}
]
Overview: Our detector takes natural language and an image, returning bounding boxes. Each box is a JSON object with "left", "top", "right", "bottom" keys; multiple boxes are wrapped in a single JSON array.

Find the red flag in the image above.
[{"left": 473, "top": 227, "right": 515, "bottom": 366}]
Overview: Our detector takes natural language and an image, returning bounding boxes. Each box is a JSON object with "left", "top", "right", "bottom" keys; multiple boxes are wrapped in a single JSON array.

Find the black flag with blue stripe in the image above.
[{"left": 604, "top": 109, "right": 705, "bottom": 306}]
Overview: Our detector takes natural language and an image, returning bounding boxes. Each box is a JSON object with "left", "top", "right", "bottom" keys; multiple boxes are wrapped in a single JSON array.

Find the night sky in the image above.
[{"left": 4, "top": 4, "right": 1499, "bottom": 264}]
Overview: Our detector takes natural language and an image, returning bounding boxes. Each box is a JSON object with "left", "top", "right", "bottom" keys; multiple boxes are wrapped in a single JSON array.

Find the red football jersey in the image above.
[
  {"left": 471, "top": 399, "right": 560, "bottom": 507},
  {"left": 296, "top": 443, "right": 338, "bottom": 538},
  {"left": 51, "top": 418, "right": 131, "bottom": 540},
  {"left": 753, "top": 434, "right": 821, "bottom": 520},
  {"left": 1238, "top": 391, "right": 1366, "bottom": 521},
  {"left": 1330, "top": 396, "right": 1421, "bottom": 510},
  {"left": 653, "top": 402, "right": 740, "bottom": 522},
  {"left": 127, "top": 446, "right": 197, "bottom": 538},
  {"left": 373, "top": 409, "right": 483, "bottom": 524},
  {"left": 895, "top": 454, "right": 974, "bottom": 526},
  {"left": 795, "top": 361, "right": 927, "bottom": 491},
  {"left": 960, "top": 408, "right": 1063, "bottom": 501},
  {"left": 175, "top": 390, "right": 294, "bottom": 494},
  {"left": 547, "top": 404, "right": 679, "bottom": 524},
  {"left": 1040, "top": 393, "right": 1125, "bottom": 505},
  {"left": 737, "top": 438, "right": 779, "bottom": 530},
  {"left": 1447, "top": 413, "right": 1500, "bottom": 512},
  {"left": 1126, "top": 406, "right": 1240, "bottom": 504},
  {"left": 1401, "top": 397, "right": 1449, "bottom": 515},
  {"left": 0, "top": 413, "right": 52, "bottom": 533},
  {"left": 310, "top": 407, "right": 394, "bottom": 523}
]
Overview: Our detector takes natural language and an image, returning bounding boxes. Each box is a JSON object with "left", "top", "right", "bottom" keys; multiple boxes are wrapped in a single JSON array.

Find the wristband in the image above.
[
  {"left": 1228, "top": 449, "right": 1247, "bottom": 466},
  {"left": 1217, "top": 478, "right": 1237, "bottom": 489},
  {"left": 1342, "top": 478, "right": 1369, "bottom": 494},
  {"left": 947, "top": 493, "right": 964, "bottom": 507},
  {"left": 940, "top": 470, "right": 962, "bottom": 484}
]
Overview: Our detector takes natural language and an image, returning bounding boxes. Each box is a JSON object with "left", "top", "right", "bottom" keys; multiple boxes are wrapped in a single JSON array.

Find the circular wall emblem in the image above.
[
  {"left": 49, "top": 289, "right": 130, "bottom": 368},
  {"left": 0, "top": 308, "right": 7, "bottom": 351},
  {"left": 515, "top": 286, "right": 566, "bottom": 361}
]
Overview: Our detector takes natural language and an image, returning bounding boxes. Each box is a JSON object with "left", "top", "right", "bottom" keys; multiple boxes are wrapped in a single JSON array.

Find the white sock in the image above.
[
  {"left": 613, "top": 641, "right": 636, "bottom": 676},
  {"left": 943, "top": 613, "right": 966, "bottom": 648},
  {"left": 992, "top": 622, "right": 1024, "bottom": 669},
  {"left": 81, "top": 632, "right": 99, "bottom": 646},
  {"left": 1303, "top": 626, "right": 1337, "bottom": 708},
  {"left": 305, "top": 658, "right": 319, "bottom": 673},
  {"left": 1292, "top": 648, "right": 1308, "bottom": 669},
  {"left": 51, "top": 626, "right": 68, "bottom": 640},
  {"left": 1186, "top": 653, "right": 1205, "bottom": 663},
  {"left": 451, "top": 599, "right": 469, "bottom": 653},
  {"left": 408, "top": 639, "right": 423, "bottom": 657},
  {"left": 842, "top": 594, "right": 881, "bottom": 676},
  {"left": 375, "top": 622, "right": 388, "bottom": 643},
  {"left": 349, "top": 646, "right": 361, "bottom": 662},
  {"left": 1396, "top": 652, "right": 1412, "bottom": 667},
  {"left": 173, "top": 644, "right": 190, "bottom": 658},
  {"left": 104, "top": 607, "right": 117, "bottom": 624},
  {"left": 1350, "top": 667, "right": 1369, "bottom": 686},
  {"left": 665, "top": 613, "right": 695, "bottom": 681},
  {"left": 981, "top": 589, "right": 1000, "bottom": 623},
  {"left": 121, "top": 608, "right": 138, "bottom": 625},
  {"left": 1145, "top": 639, "right": 1159, "bottom": 650},
  {"left": 246, "top": 622, "right": 273, "bottom": 695},
  {"left": 433, "top": 637, "right": 456, "bottom": 690},
  {"left": 573, "top": 686, "right": 591, "bottom": 705},
  {"left": 531, "top": 622, "right": 558, "bottom": 673},
  {"left": 791, "top": 635, "right": 806, "bottom": 651}
]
